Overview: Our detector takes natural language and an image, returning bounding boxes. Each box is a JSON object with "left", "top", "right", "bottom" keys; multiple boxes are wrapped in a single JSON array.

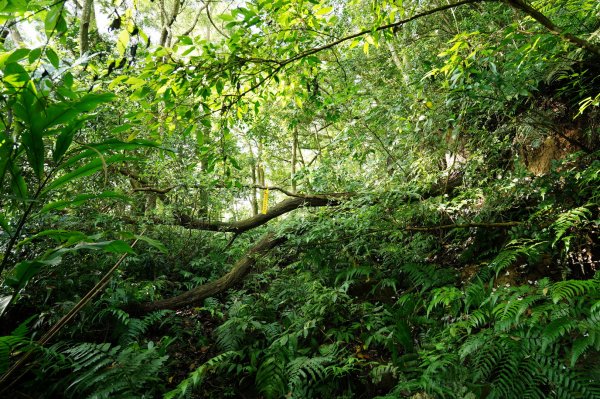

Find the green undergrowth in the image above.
[{"left": 4, "top": 154, "right": 596, "bottom": 398}]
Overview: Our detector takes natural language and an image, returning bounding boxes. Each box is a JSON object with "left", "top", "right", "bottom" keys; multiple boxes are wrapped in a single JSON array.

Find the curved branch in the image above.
[
  {"left": 282, "top": 0, "right": 485, "bottom": 66},
  {"left": 404, "top": 221, "right": 521, "bottom": 231},
  {"left": 132, "top": 185, "right": 178, "bottom": 194},
  {"left": 206, "top": 3, "right": 230, "bottom": 39},
  {"left": 126, "top": 232, "right": 286, "bottom": 313},
  {"left": 176, "top": 195, "right": 341, "bottom": 233},
  {"left": 505, "top": 0, "right": 600, "bottom": 58}
]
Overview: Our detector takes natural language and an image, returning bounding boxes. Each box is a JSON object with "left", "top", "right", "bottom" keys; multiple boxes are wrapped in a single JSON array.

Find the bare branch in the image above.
[{"left": 176, "top": 195, "right": 342, "bottom": 233}]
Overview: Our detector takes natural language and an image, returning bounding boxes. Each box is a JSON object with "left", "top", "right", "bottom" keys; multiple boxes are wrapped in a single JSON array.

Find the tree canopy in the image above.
[{"left": 0, "top": 0, "right": 599, "bottom": 397}]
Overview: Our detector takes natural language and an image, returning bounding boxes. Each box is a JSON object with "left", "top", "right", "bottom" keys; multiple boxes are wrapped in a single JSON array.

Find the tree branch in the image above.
[
  {"left": 176, "top": 195, "right": 341, "bottom": 233},
  {"left": 404, "top": 221, "right": 521, "bottom": 231},
  {"left": 505, "top": 0, "right": 600, "bottom": 58},
  {"left": 282, "top": 0, "right": 486, "bottom": 66},
  {"left": 131, "top": 185, "right": 178, "bottom": 194},
  {"left": 125, "top": 231, "right": 286, "bottom": 313}
]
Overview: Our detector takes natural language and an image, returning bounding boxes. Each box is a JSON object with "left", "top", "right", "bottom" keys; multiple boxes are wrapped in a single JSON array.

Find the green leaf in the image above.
[
  {"left": 0, "top": 130, "right": 11, "bottom": 186},
  {"left": 53, "top": 119, "right": 86, "bottom": 163},
  {"left": 36, "top": 93, "right": 116, "bottom": 134},
  {"left": 59, "top": 139, "right": 159, "bottom": 170},
  {"left": 0, "top": 295, "right": 12, "bottom": 318},
  {"left": 73, "top": 240, "right": 135, "bottom": 254},
  {"left": 45, "top": 47, "right": 59, "bottom": 68},
  {"left": 39, "top": 191, "right": 129, "bottom": 214},
  {"left": 16, "top": 230, "right": 89, "bottom": 248},
  {"left": 134, "top": 235, "right": 168, "bottom": 253},
  {"left": 15, "top": 82, "right": 44, "bottom": 179},
  {"left": 44, "top": 5, "right": 63, "bottom": 37},
  {"left": 8, "top": 160, "right": 28, "bottom": 202},
  {"left": 43, "top": 154, "right": 135, "bottom": 194},
  {"left": 28, "top": 47, "right": 42, "bottom": 64},
  {"left": 0, "top": 213, "right": 10, "bottom": 236},
  {"left": 3, "top": 61, "right": 30, "bottom": 89},
  {"left": 5, "top": 260, "right": 47, "bottom": 291},
  {"left": 0, "top": 48, "right": 29, "bottom": 67},
  {"left": 315, "top": 6, "right": 333, "bottom": 15},
  {"left": 117, "top": 29, "right": 130, "bottom": 56}
]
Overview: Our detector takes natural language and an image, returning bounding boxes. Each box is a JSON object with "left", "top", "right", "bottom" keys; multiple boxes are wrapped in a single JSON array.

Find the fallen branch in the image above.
[
  {"left": 404, "top": 221, "right": 521, "bottom": 231},
  {"left": 176, "top": 195, "right": 342, "bottom": 234},
  {"left": 126, "top": 232, "right": 286, "bottom": 313},
  {"left": 0, "top": 235, "right": 142, "bottom": 392},
  {"left": 132, "top": 185, "right": 178, "bottom": 194}
]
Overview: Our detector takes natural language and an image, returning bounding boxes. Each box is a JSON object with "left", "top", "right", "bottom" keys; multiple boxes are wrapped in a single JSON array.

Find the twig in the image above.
[{"left": 0, "top": 235, "right": 143, "bottom": 392}]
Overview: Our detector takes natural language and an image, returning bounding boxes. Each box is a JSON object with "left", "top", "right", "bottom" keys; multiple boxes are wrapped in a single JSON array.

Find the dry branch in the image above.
[
  {"left": 126, "top": 232, "right": 286, "bottom": 313},
  {"left": 176, "top": 195, "right": 342, "bottom": 234},
  {"left": 404, "top": 221, "right": 521, "bottom": 231}
]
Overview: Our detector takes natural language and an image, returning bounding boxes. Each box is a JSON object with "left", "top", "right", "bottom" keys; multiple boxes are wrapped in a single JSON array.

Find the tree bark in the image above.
[
  {"left": 505, "top": 0, "right": 600, "bottom": 58},
  {"left": 79, "top": 0, "right": 93, "bottom": 56},
  {"left": 291, "top": 127, "right": 298, "bottom": 193},
  {"left": 126, "top": 232, "right": 286, "bottom": 313},
  {"left": 176, "top": 195, "right": 341, "bottom": 233},
  {"left": 248, "top": 141, "right": 259, "bottom": 216},
  {"left": 159, "top": 0, "right": 182, "bottom": 47}
]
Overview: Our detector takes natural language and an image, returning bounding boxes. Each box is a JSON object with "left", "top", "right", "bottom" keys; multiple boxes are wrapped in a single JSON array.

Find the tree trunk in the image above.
[
  {"left": 248, "top": 141, "right": 259, "bottom": 216},
  {"left": 79, "top": 0, "right": 93, "bottom": 56},
  {"left": 160, "top": 0, "right": 181, "bottom": 47},
  {"left": 257, "top": 140, "right": 265, "bottom": 207},
  {"left": 291, "top": 127, "right": 298, "bottom": 193},
  {"left": 126, "top": 232, "right": 286, "bottom": 313}
]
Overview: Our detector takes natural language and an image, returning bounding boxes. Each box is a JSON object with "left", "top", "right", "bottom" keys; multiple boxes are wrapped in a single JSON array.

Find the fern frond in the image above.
[
  {"left": 57, "top": 341, "right": 168, "bottom": 399},
  {"left": 551, "top": 205, "right": 591, "bottom": 251},
  {"left": 0, "top": 318, "right": 32, "bottom": 373},
  {"left": 256, "top": 353, "right": 287, "bottom": 399},
  {"left": 287, "top": 355, "right": 332, "bottom": 393},
  {"left": 164, "top": 351, "right": 239, "bottom": 399},
  {"left": 551, "top": 279, "right": 599, "bottom": 304},
  {"left": 488, "top": 240, "right": 544, "bottom": 276}
]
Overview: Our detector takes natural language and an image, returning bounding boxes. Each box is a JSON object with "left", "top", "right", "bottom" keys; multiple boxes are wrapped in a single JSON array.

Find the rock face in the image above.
[{"left": 521, "top": 129, "right": 584, "bottom": 175}]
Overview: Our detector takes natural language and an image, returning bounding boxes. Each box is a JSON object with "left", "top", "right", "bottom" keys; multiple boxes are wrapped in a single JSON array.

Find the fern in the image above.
[
  {"left": 0, "top": 318, "right": 30, "bottom": 373},
  {"left": 426, "top": 286, "right": 463, "bottom": 316},
  {"left": 164, "top": 351, "right": 239, "bottom": 399},
  {"left": 50, "top": 341, "right": 169, "bottom": 399},
  {"left": 401, "top": 263, "right": 455, "bottom": 290},
  {"left": 256, "top": 353, "right": 287, "bottom": 399},
  {"left": 551, "top": 205, "right": 591, "bottom": 251},
  {"left": 99, "top": 308, "right": 172, "bottom": 345},
  {"left": 287, "top": 355, "right": 332, "bottom": 395},
  {"left": 488, "top": 239, "right": 544, "bottom": 275},
  {"left": 370, "top": 362, "right": 399, "bottom": 384},
  {"left": 551, "top": 278, "right": 600, "bottom": 304}
]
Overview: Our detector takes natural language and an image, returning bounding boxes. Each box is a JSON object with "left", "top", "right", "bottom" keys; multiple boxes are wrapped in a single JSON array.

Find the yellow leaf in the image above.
[
  {"left": 363, "top": 42, "right": 369, "bottom": 55},
  {"left": 117, "top": 30, "right": 130, "bottom": 57},
  {"left": 315, "top": 6, "right": 333, "bottom": 16},
  {"left": 126, "top": 131, "right": 138, "bottom": 142},
  {"left": 261, "top": 188, "right": 269, "bottom": 214}
]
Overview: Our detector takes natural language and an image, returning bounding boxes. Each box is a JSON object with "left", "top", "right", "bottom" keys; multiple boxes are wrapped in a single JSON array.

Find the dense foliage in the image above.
[{"left": 0, "top": 0, "right": 599, "bottom": 397}]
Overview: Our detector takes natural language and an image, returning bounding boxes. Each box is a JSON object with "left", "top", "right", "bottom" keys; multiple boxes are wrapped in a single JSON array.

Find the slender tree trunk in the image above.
[
  {"left": 79, "top": 0, "right": 93, "bottom": 56},
  {"left": 291, "top": 127, "right": 298, "bottom": 193},
  {"left": 10, "top": 27, "right": 24, "bottom": 45},
  {"left": 160, "top": 0, "right": 181, "bottom": 47},
  {"left": 257, "top": 141, "right": 265, "bottom": 206},
  {"left": 248, "top": 142, "right": 259, "bottom": 216}
]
